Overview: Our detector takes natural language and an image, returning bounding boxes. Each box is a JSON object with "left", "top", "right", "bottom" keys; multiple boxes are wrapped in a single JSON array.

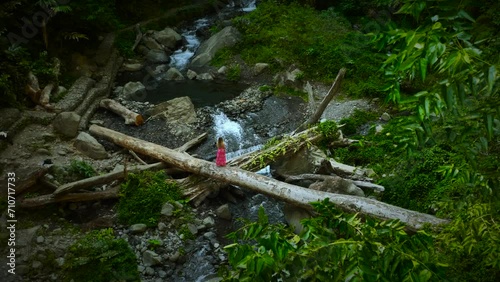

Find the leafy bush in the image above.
[
  {"left": 69, "top": 160, "right": 97, "bottom": 179},
  {"left": 226, "top": 64, "right": 241, "bottom": 82},
  {"left": 115, "top": 30, "right": 137, "bottom": 59},
  {"left": 222, "top": 201, "right": 446, "bottom": 281},
  {"left": 63, "top": 228, "right": 139, "bottom": 282},
  {"left": 117, "top": 171, "right": 183, "bottom": 227},
  {"left": 339, "top": 109, "right": 379, "bottom": 136}
]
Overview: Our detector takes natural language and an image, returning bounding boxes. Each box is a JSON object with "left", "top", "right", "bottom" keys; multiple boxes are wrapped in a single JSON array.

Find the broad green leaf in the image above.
[
  {"left": 432, "top": 22, "right": 442, "bottom": 30},
  {"left": 485, "top": 114, "right": 493, "bottom": 140},
  {"left": 458, "top": 10, "right": 475, "bottom": 22},
  {"left": 420, "top": 58, "right": 427, "bottom": 81}
]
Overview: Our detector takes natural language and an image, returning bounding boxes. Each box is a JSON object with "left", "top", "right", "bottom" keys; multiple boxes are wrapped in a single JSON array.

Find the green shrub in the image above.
[
  {"left": 339, "top": 109, "right": 379, "bottom": 136},
  {"left": 63, "top": 228, "right": 139, "bottom": 282},
  {"left": 115, "top": 30, "right": 137, "bottom": 59},
  {"left": 222, "top": 201, "right": 446, "bottom": 281},
  {"left": 226, "top": 64, "right": 241, "bottom": 81},
  {"left": 69, "top": 160, "right": 96, "bottom": 179},
  {"left": 117, "top": 171, "right": 183, "bottom": 227}
]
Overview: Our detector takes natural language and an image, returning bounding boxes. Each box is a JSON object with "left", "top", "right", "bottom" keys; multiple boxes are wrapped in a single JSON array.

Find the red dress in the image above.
[{"left": 216, "top": 148, "right": 226, "bottom": 166}]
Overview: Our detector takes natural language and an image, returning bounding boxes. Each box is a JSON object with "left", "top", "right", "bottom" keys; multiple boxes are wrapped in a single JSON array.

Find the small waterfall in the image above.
[
  {"left": 169, "top": 18, "right": 209, "bottom": 70},
  {"left": 242, "top": 0, "right": 257, "bottom": 12},
  {"left": 213, "top": 111, "right": 244, "bottom": 151}
]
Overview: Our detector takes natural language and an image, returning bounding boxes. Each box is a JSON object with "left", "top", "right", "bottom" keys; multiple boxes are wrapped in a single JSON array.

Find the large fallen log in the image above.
[
  {"left": 100, "top": 98, "right": 144, "bottom": 126},
  {"left": 89, "top": 125, "right": 449, "bottom": 231}
]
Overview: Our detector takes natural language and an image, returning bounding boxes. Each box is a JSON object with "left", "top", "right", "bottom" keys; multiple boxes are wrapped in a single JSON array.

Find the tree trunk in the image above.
[
  {"left": 89, "top": 125, "right": 449, "bottom": 230},
  {"left": 100, "top": 98, "right": 144, "bottom": 126},
  {"left": 294, "top": 68, "right": 346, "bottom": 133},
  {"left": 20, "top": 187, "right": 120, "bottom": 208}
]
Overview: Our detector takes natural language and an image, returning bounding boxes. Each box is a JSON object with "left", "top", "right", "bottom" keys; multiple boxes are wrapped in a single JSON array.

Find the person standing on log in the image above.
[{"left": 216, "top": 137, "right": 226, "bottom": 167}]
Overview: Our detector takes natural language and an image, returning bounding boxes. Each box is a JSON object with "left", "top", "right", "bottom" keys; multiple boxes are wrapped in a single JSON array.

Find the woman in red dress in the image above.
[{"left": 216, "top": 137, "right": 226, "bottom": 167}]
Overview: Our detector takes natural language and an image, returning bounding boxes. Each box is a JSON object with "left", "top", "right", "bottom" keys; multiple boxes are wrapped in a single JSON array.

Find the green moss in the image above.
[
  {"left": 117, "top": 171, "right": 184, "bottom": 227},
  {"left": 63, "top": 228, "right": 139, "bottom": 282},
  {"left": 226, "top": 64, "right": 241, "bottom": 81}
]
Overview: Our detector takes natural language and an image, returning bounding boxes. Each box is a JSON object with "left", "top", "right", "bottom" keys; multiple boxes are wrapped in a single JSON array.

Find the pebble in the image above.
[{"left": 36, "top": 236, "right": 45, "bottom": 243}]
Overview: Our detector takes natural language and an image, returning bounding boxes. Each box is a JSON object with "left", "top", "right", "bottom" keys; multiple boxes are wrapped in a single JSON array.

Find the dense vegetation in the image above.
[{"left": 218, "top": 0, "right": 499, "bottom": 281}]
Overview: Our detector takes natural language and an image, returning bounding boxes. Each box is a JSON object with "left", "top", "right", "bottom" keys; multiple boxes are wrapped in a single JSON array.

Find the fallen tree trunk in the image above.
[
  {"left": 53, "top": 132, "right": 207, "bottom": 196},
  {"left": 89, "top": 125, "right": 449, "bottom": 231},
  {"left": 284, "top": 173, "right": 385, "bottom": 192},
  {"left": 21, "top": 187, "right": 120, "bottom": 208},
  {"left": 100, "top": 98, "right": 144, "bottom": 126}
]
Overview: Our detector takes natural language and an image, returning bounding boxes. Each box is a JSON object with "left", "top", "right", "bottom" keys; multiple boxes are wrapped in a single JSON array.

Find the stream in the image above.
[{"left": 100, "top": 1, "right": 303, "bottom": 281}]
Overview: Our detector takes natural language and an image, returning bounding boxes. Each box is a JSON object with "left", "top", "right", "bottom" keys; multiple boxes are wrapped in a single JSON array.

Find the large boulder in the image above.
[
  {"left": 146, "top": 96, "right": 197, "bottom": 124},
  {"left": 190, "top": 26, "right": 241, "bottom": 67},
  {"left": 74, "top": 132, "right": 108, "bottom": 159},
  {"left": 271, "top": 146, "right": 330, "bottom": 180},
  {"left": 142, "top": 36, "right": 163, "bottom": 51},
  {"left": 153, "top": 27, "right": 182, "bottom": 50},
  {"left": 146, "top": 49, "right": 170, "bottom": 63},
  {"left": 53, "top": 112, "right": 81, "bottom": 138}
]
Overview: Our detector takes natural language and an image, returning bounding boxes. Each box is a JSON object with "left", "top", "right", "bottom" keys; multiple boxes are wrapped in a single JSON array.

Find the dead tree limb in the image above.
[
  {"left": 88, "top": 125, "right": 449, "bottom": 231},
  {"left": 294, "top": 68, "right": 346, "bottom": 133},
  {"left": 20, "top": 187, "right": 120, "bottom": 208},
  {"left": 131, "top": 24, "right": 143, "bottom": 52},
  {"left": 100, "top": 98, "right": 144, "bottom": 126}
]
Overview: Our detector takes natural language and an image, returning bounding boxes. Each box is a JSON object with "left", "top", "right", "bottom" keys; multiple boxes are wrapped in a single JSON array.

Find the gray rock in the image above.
[
  {"left": 56, "top": 257, "right": 65, "bottom": 267},
  {"left": 196, "top": 73, "right": 214, "bottom": 80},
  {"left": 158, "top": 270, "right": 167, "bottom": 278},
  {"left": 145, "top": 266, "right": 155, "bottom": 276},
  {"left": 74, "top": 132, "right": 108, "bottom": 159},
  {"left": 142, "top": 36, "right": 163, "bottom": 51},
  {"left": 164, "top": 67, "right": 185, "bottom": 81},
  {"left": 216, "top": 204, "right": 232, "bottom": 220},
  {"left": 146, "top": 49, "right": 170, "bottom": 63},
  {"left": 169, "top": 250, "right": 180, "bottom": 262},
  {"left": 202, "top": 216, "right": 215, "bottom": 228},
  {"left": 138, "top": 265, "right": 145, "bottom": 273},
  {"left": 122, "top": 63, "right": 143, "bottom": 72},
  {"left": 375, "top": 124, "right": 384, "bottom": 134},
  {"left": 32, "top": 260, "right": 42, "bottom": 269},
  {"left": 161, "top": 202, "right": 174, "bottom": 217},
  {"left": 187, "top": 223, "right": 198, "bottom": 235},
  {"left": 36, "top": 236, "right": 45, "bottom": 243},
  {"left": 186, "top": 69, "right": 197, "bottom": 80},
  {"left": 158, "top": 222, "right": 167, "bottom": 231},
  {"left": 53, "top": 112, "right": 81, "bottom": 138},
  {"left": 0, "top": 108, "right": 21, "bottom": 130},
  {"left": 36, "top": 148, "right": 50, "bottom": 155},
  {"left": 146, "top": 96, "right": 197, "bottom": 124},
  {"left": 217, "top": 66, "right": 227, "bottom": 74},
  {"left": 204, "top": 231, "right": 216, "bottom": 240},
  {"left": 381, "top": 112, "right": 391, "bottom": 121},
  {"left": 120, "top": 81, "right": 146, "bottom": 100},
  {"left": 143, "top": 250, "right": 162, "bottom": 266},
  {"left": 284, "top": 203, "right": 311, "bottom": 234},
  {"left": 17, "top": 226, "right": 41, "bottom": 247},
  {"left": 42, "top": 133, "right": 56, "bottom": 142},
  {"left": 191, "top": 26, "right": 241, "bottom": 67},
  {"left": 153, "top": 27, "right": 182, "bottom": 50},
  {"left": 254, "top": 63, "right": 269, "bottom": 75},
  {"left": 129, "top": 223, "right": 148, "bottom": 234}
]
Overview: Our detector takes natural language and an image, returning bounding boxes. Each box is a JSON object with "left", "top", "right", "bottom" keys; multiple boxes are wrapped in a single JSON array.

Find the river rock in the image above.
[
  {"left": 271, "top": 146, "right": 328, "bottom": 179},
  {"left": 217, "top": 66, "right": 227, "bottom": 74},
  {"left": 186, "top": 69, "right": 197, "bottom": 80},
  {"left": 143, "top": 250, "right": 162, "bottom": 266},
  {"left": 153, "top": 27, "right": 182, "bottom": 50},
  {"left": 283, "top": 203, "right": 311, "bottom": 234},
  {"left": 254, "top": 63, "right": 269, "bottom": 75},
  {"left": 146, "top": 96, "right": 197, "bottom": 124},
  {"left": 0, "top": 108, "right": 21, "bottom": 131},
  {"left": 120, "top": 81, "right": 147, "bottom": 100},
  {"left": 17, "top": 226, "right": 41, "bottom": 247},
  {"left": 196, "top": 73, "right": 214, "bottom": 80},
  {"left": 142, "top": 36, "right": 163, "bottom": 51},
  {"left": 74, "top": 132, "right": 108, "bottom": 159},
  {"left": 53, "top": 112, "right": 81, "bottom": 138},
  {"left": 146, "top": 49, "right": 170, "bottom": 63},
  {"left": 164, "top": 67, "right": 185, "bottom": 81},
  {"left": 161, "top": 202, "right": 174, "bottom": 217},
  {"left": 130, "top": 223, "right": 148, "bottom": 234},
  {"left": 216, "top": 204, "right": 232, "bottom": 220},
  {"left": 191, "top": 26, "right": 241, "bottom": 67},
  {"left": 381, "top": 112, "right": 391, "bottom": 121},
  {"left": 202, "top": 216, "right": 215, "bottom": 228}
]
